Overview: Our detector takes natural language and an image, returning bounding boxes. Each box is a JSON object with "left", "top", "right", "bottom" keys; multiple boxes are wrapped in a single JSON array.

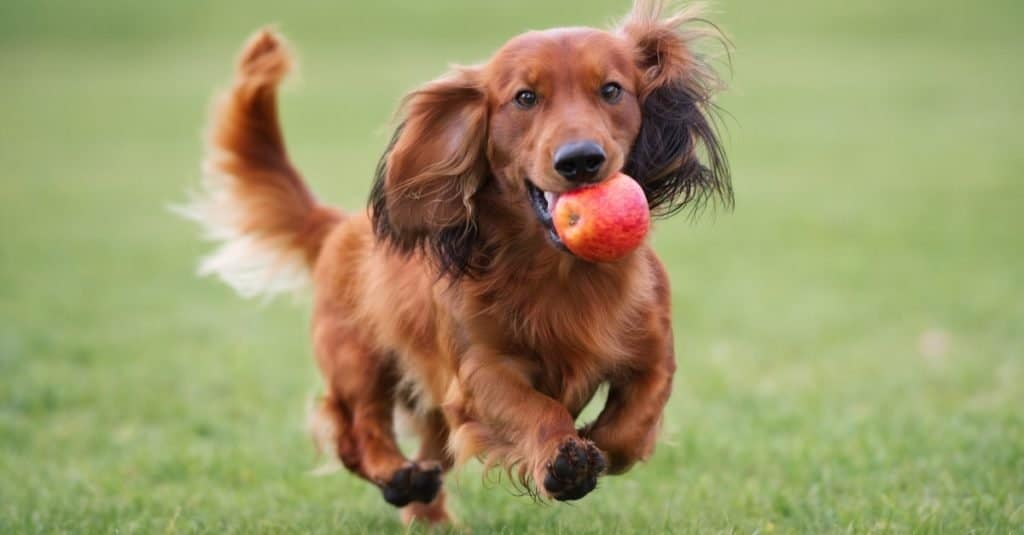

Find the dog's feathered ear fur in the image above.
[
  {"left": 369, "top": 67, "right": 488, "bottom": 277},
  {"left": 621, "top": 1, "right": 732, "bottom": 216}
]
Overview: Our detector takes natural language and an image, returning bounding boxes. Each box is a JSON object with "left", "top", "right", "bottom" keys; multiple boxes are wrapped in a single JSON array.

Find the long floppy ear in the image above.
[
  {"left": 620, "top": 1, "right": 732, "bottom": 216},
  {"left": 369, "top": 66, "right": 488, "bottom": 277}
]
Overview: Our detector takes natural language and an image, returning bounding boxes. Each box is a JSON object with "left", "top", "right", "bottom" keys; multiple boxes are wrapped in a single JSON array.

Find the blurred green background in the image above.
[{"left": 1, "top": 0, "right": 1022, "bottom": 533}]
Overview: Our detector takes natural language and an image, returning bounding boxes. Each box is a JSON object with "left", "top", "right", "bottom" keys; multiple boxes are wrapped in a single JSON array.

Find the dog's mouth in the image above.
[{"left": 525, "top": 180, "right": 569, "bottom": 252}]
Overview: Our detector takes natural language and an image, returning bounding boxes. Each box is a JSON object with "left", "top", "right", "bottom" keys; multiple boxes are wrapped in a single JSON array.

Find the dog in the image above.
[{"left": 181, "top": 0, "right": 730, "bottom": 525}]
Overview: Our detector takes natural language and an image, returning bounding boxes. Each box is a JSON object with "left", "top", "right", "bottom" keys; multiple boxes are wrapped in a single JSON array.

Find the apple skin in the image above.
[{"left": 552, "top": 172, "right": 651, "bottom": 263}]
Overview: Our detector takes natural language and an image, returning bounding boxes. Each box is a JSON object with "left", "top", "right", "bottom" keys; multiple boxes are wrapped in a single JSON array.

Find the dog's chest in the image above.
[
  {"left": 497, "top": 282, "right": 646, "bottom": 406},
  {"left": 459, "top": 252, "right": 655, "bottom": 407}
]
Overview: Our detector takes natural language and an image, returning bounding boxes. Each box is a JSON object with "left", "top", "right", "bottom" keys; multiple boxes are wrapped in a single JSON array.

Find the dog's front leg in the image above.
[
  {"left": 580, "top": 331, "right": 676, "bottom": 475},
  {"left": 450, "top": 346, "right": 606, "bottom": 501}
]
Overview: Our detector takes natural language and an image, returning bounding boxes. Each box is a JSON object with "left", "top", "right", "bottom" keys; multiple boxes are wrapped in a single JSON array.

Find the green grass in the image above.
[{"left": 2, "top": 0, "right": 1022, "bottom": 532}]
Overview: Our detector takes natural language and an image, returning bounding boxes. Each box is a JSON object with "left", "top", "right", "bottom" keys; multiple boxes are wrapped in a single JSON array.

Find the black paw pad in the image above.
[
  {"left": 379, "top": 462, "right": 443, "bottom": 507},
  {"left": 542, "top": 440, "right": 606, "bottom": 501}
]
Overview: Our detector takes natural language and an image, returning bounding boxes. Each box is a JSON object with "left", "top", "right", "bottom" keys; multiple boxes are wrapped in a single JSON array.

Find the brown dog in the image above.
[{"left": 182, "top": 0, "right": 730, "bottom": 525}]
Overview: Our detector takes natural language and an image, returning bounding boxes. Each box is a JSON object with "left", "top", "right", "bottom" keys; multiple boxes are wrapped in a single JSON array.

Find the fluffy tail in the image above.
[{"left": 178, "top": 30, "right": 341, "bottom": 299}]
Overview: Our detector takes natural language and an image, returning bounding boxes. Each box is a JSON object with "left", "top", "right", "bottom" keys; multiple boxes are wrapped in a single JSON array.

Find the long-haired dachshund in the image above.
[{"left": 182, "top": 0, "right": 730, "bottom": 525}]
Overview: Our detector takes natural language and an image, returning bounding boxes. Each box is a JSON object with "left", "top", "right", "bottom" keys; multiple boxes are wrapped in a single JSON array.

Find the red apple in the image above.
[{"left": 552, "top": 172, "right": 650, "bottom": 262}]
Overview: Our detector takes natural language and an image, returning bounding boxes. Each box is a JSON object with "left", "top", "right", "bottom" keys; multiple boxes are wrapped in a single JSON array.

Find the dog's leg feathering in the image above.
[
  {"left": 177, "top": 29, "right": 341, "bottom": 299},
  {"left": 446, "top": 346, "right": 607, "bottom": 501}
]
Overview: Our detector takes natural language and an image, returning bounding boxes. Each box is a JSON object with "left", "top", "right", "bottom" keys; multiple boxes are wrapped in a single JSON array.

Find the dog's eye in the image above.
[
  {"left": 514, "top": 89, "right": 537, "bottom": 109},
  {"left": 600, "top": 82, "right": 623, "bottom": 103}
]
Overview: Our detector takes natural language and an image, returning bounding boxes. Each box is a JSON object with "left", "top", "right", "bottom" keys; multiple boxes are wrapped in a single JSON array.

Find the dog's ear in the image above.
[
  {"left": 620, "top": 1, "right": 732, "bottom": 216},
  {"left": 370, "top": 66, "right": 488, "bottom": 276}
]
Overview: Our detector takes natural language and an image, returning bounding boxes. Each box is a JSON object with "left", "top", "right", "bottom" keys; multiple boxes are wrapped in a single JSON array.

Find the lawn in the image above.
[{"left": 1, "top": 0, "right": 1022, "bottom": 533}]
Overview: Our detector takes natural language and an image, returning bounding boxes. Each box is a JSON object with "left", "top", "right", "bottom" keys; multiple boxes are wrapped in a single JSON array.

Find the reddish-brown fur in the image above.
[{"left": 186, "top": 1, "right": 729, "bottom": 525}]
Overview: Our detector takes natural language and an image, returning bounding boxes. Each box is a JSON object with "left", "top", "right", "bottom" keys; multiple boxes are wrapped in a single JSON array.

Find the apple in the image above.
[{"left": 552, "top": 172, "right": 650, "bottom": 262}]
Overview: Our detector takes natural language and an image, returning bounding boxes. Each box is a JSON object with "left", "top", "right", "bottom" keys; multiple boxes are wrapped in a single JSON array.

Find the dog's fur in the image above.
[{"left": 182, "top": 1, "right": 730, "bottom": 524}]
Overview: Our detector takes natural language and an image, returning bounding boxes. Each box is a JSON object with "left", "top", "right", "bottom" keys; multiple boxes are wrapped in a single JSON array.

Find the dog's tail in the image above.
[{"left": 177, "top": 29, "right": 341, "bottom": 299}]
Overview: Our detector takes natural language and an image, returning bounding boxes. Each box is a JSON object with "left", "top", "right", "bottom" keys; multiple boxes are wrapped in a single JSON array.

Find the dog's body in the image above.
[{"left": 183, "top": 1, "right": 729, "bottom": 524}]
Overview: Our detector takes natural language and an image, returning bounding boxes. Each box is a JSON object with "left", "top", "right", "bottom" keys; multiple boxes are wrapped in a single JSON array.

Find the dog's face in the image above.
[
  {"left": 371, "top": 3, "right": 731, "bottom": 275},
  {"left": 483, "top": 29, "right": 642, "bottom": 246}
]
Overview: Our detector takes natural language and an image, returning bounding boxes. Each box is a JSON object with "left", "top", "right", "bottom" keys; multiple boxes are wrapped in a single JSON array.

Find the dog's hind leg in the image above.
[{"left": 313, "top": 334, "right": 443, "bottom": 511}]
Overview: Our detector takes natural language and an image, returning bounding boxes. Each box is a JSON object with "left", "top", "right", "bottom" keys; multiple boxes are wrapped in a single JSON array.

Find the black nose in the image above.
[{"left": 553, "top": 140, "right": 606, "bottom": 182}]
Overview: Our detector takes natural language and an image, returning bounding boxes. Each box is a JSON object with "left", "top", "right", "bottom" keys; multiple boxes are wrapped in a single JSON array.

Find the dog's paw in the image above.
[
  {"left": 542, "top": 438, "right": 606, "bottom": 501},
  {"left": 379, "top": 461, "right": 443, "bottom": 507}
]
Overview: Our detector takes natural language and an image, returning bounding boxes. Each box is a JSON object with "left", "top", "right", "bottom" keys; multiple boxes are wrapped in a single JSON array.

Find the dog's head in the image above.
[{"left": 371, "top": 1, "right": 731, "bottom": 276}]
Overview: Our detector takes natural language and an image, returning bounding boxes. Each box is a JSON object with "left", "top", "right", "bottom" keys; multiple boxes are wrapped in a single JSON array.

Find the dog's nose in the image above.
[{"left": 553, "top": 141, "right": 606, "bottom": 183}]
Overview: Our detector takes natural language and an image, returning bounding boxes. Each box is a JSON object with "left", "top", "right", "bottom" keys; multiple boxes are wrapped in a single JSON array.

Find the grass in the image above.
[{"left": 1, "top": 0, "right": 1022, "bottom": 532}]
